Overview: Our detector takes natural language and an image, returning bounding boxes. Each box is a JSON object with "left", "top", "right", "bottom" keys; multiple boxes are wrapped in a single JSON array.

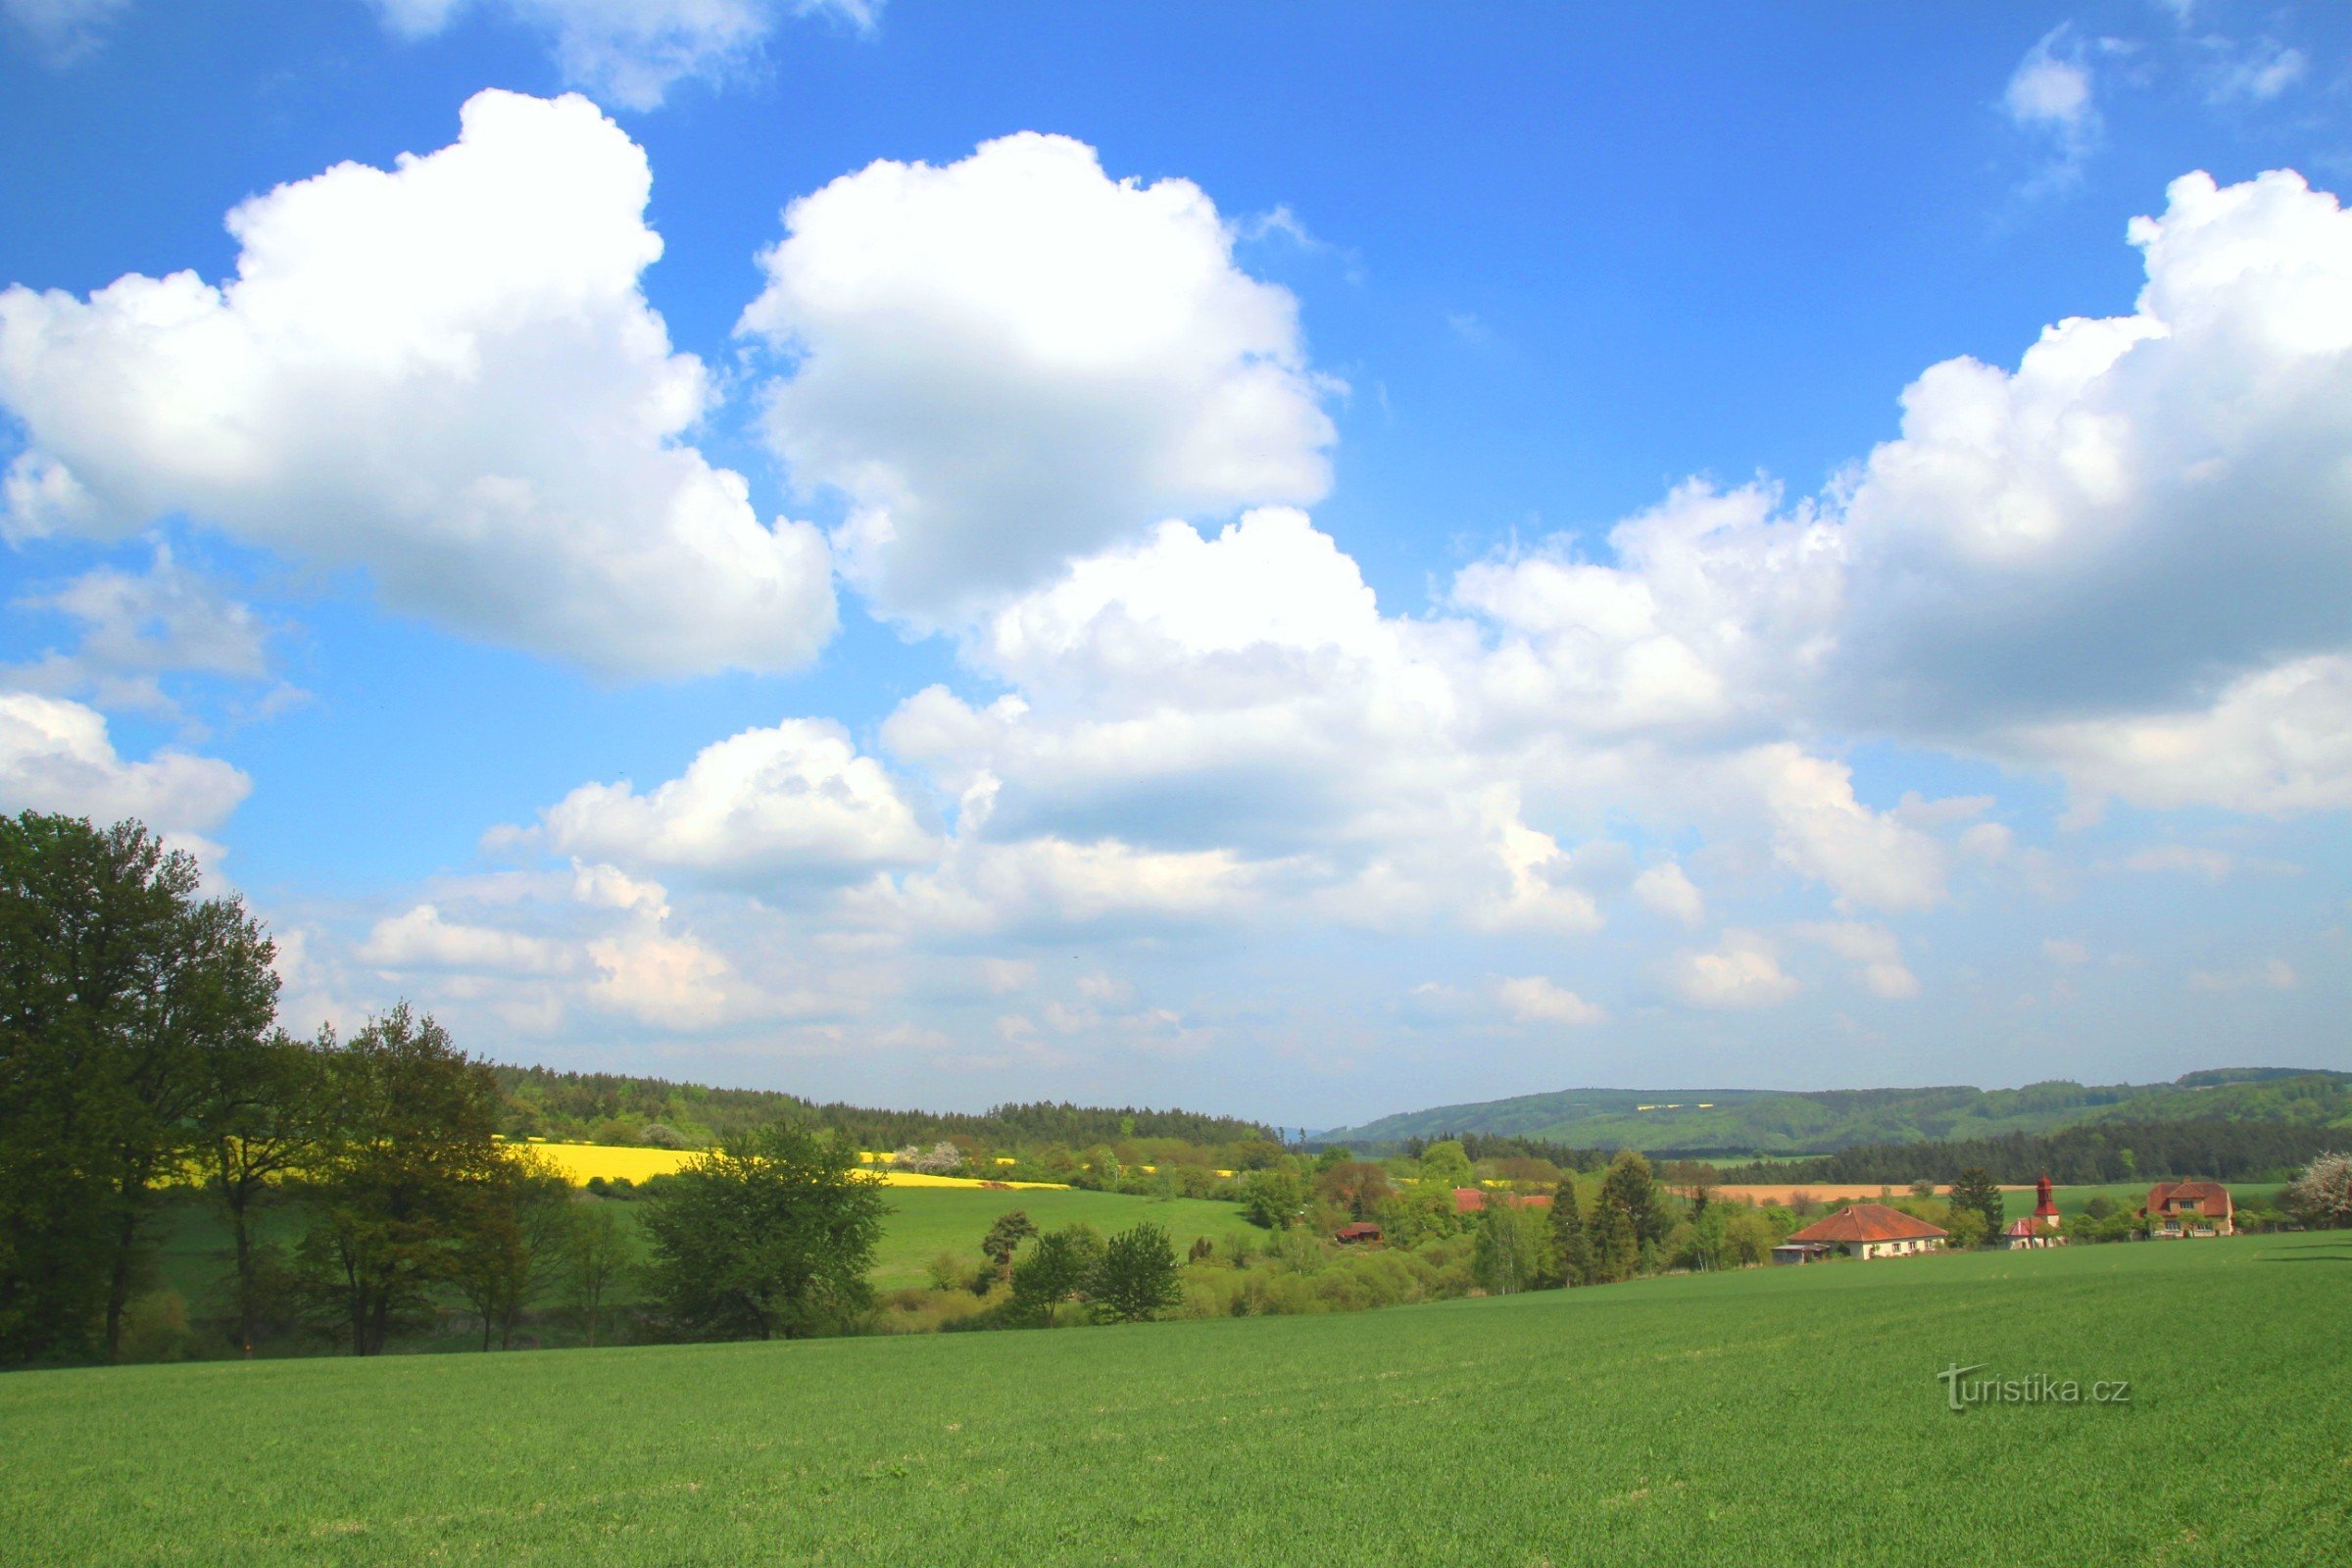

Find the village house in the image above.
[
  {"left": 2142, "top": 1181, "right": 2234, "bottom": 1237},
  {"left": 1771, "top": 1202, "right": 1948, "bottom": 1262},
  {"left": 1333, "top": 1221, "right": 1382, "bottom": 1245}
]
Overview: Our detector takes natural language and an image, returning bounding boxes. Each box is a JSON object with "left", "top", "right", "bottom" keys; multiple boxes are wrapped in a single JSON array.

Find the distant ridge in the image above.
[{"left": 1315, "top": 1069, "right": 2352, "bottom": 1155}]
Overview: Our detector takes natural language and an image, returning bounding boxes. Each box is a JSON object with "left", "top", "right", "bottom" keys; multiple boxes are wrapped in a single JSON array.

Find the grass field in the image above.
[
  {"left": 149, "top": 1184, "right": 1251, "bottom": 1312},
  {"left": 13, "top": 1229, "right": 2345, "bottom": 1566}
]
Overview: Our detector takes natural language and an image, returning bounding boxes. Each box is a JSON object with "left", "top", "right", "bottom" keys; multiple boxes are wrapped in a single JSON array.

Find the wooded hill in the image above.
[
  {"left": 1318, "top": 1067, "right": 2352, "bottom": 1156},
  {"left": 491, "top": 1063, "right": 1276, "bottom": 1152}
]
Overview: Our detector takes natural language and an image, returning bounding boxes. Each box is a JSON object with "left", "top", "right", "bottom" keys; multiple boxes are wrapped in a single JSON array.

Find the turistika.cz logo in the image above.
[{"left": 1936, "top": 1362, "right": 2132, "bottom": 1413}]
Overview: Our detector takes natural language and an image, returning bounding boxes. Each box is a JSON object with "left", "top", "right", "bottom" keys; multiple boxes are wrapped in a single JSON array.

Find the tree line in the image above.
[
  {"left": 1714, "top": 1119, "right": 2342, "bottom": 1188},
  {"left": 0, "top": 812, "right": 913, "bottom": 1367}
]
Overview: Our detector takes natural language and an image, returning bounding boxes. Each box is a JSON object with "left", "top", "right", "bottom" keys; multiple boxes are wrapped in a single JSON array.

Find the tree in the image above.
[
  {"left": 1417, "top": 1140, "right": 1476, "bottom": 1190},
  {"left": 1241, "top": 1167, "right": 1306, "bottom": 1230},
  {"left": 2284, "top": 1152, "right": 2352, "bottom": 1229},
  {"left": 1473, "top": 1197, "right": 1551, "bottom": 1296},
  {"left": 1009, "top": 1224, "right": 1104, "bottom": 1326},
  {"left": 1598, "top": 1150, "right": 1664, "bottom": 1248},
  {"left": 1720, "top": 1207, "right": 1778, "bottom": 1267},
  {"left": 1946, "top": 1168, "right": 2003, "bottom": 1246},
  {"left": 640, "top": 1125, "right": 888, "bottom": 1341},
  {"left": 1313, "top": 1160, "right": 1393, "bottom": 1220},
  {"left": 1586, "top": 1194, "right": 1640, "bottom": 1284},
  {"left": 563, "top": 1199, "right": 634, "bottom": 1347},
  {"left": 980, "top": 1210, "right": 1038, "bottom": 1281},
  {"left": 1548, "top": 1178, "right": 1592, "bottom": 1286},
  {"left": 1091, "top": 1222, "right": 1182, "bottom": 1322},
  {"left": 450, "top": 1150, "right": 571, "bottom": 1349},
  {"left": 0, "top": 813, "right": 277, "bottom": 1366},
  {"left": 296, "top": 1006, "right": 509, "bottom": 1355},
  {"left": 195, "top": 1027, "right": 327, "bottom": 1355}
]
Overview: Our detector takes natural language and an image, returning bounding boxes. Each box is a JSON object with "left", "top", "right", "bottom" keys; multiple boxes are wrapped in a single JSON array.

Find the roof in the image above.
[
  {"left": 1334, "top": 1222, "right": 1382, "bottom": 1238},
  {"left": 1783, "top": 1202, "right": 1950, "bottom": 1245},
  {"left": 2003, "top": 1216, "right": 2059, "bottom": 1237},
  {"left": 2147, "top": 1181, "right": 2233, "bottom": 1213},
  {"left": 1451, "top": 1188, "right": 1553, "bottom": 1214}
]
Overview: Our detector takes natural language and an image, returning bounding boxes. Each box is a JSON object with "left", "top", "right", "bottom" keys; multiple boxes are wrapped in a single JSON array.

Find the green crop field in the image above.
[
  {"left": 8, "top": 1229, "right": 2345, "bottom": 1567},
  {"left": 148, "top": 1184, "right": 1251, "bottom": 1324},
  {"left": 858, "top": 1186, "right": 1250, "bottom": 1290}
]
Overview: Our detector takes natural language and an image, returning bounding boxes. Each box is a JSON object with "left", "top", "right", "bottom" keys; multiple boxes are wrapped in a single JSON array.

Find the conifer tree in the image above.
[{"left": 1548, "top": 1177, "right": 1592, "bottom": 1287}]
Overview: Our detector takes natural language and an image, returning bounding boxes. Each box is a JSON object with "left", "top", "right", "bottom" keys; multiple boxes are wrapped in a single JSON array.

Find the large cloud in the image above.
[
  {"left": 0, "top": 691, "right": 250, "bottom": 835},
  {"left": 0, "top": 90, "right": 835, "bottom": 677},
  {"left": 739, "top": 132, "right": 1337, "bottom": 621},
  {"left": 1458, "top": 169, "right": 2352, "bottom": 816},
  {"left": 374, "top": 1, "right": 878, "bottom": 111}
]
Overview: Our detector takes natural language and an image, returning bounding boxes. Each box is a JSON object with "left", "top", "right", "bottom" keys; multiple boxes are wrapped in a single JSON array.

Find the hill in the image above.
[
  {"left": 1319, "top": 1069, "right": 2352, "bottom": 1154},
  {"left": 10, "top": 1230, "right": 2344, "bottom": 1565},
  {"left": 490, "top": 1062, "right": 1275, "bottom": 1151}
]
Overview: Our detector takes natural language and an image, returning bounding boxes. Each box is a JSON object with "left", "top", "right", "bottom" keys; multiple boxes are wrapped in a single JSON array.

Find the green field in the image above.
[
  {"left": 150, "top": 1185, "right": 1250, "bottom": 1323},
  {"left": 11, "top": 1228, "right": 2345, "bottom": 1565}
]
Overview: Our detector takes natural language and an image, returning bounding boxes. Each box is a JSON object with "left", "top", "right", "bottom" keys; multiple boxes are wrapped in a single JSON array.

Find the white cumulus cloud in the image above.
[
  {"left": 740, "top": 132, "right": 1337, "bottom": 621},
  {"left": 1667, "top": 931, "right": 1802, "bottom": 1009},
  {"left": 0, "top": 89, "right": 836, "bottom": 678},
  {"left": 0, "top": 691, "right": 249, "bottom": 835}
]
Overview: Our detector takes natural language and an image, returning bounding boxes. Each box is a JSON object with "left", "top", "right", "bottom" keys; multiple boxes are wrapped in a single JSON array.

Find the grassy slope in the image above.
[
  {"left": 149, "top": 1186, "right": 1251, "bottom": 1311},
  {"left": 11, "top": 1232, "right": 2345, "bottom": 1567}
]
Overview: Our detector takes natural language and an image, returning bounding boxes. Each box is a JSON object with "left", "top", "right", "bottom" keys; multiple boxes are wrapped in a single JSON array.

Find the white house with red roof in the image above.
[{"left": 1770, "top": 1202, "right": 1948, "bottom": 1263}]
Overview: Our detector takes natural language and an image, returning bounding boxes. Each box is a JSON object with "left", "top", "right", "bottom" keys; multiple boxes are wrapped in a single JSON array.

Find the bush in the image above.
[{"left": 119, "top": 1291, "right": 194, "bottom": 1363}]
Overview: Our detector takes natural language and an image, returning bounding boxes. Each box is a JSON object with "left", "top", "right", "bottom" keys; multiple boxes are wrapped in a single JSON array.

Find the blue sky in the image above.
[{"left": 3, "top": 1, "right": 2348, "bottom": 1124}]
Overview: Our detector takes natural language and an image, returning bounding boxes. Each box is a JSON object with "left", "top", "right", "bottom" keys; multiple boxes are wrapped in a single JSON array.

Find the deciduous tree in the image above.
[{"left": 639, "top": 1125, "right": 888, "bottom": 1341}]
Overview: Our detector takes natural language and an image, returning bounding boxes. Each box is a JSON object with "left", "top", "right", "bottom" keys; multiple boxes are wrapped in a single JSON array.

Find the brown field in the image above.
[{"left": 1701, "top": 1182, "right": 2033, "bottom": 1204}]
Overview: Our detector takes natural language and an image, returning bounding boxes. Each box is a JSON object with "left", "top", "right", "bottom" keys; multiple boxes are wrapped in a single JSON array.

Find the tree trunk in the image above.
[
  {"left": 103, "top": 1192, "right": 143, "bottom": 1360},
  {"left": 225, "top": 1186, "right": 255, "bottom": 1357}
]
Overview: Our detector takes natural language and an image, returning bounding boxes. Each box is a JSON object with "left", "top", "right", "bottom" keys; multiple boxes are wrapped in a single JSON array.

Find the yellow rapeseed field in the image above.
[{"left": 511, "top": 1141, "right": 1068, "bottom": 1190}]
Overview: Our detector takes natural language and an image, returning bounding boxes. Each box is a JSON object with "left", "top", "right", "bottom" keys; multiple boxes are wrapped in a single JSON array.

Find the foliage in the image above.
[
  {"left": 1471, "top": 1196, "right": 1551, "bottom": 1295},
  {"left": 638, "top": 1125, "right": 888, "bottom": 1341},
  {"left": 1008, "top": 1224, "right": 1103, "bottom": 1326},
  {"left": 1548, "top": 1178, "right": 1592, "bottom": 1285},
  {"left": 1719, "top": 1118, "right": 2346, "bottom": 1187},
  {"left": 1090, "top": 1222, "right": 1182, "bottom": 1323},
  {"left": 561, "top": 1200, "right": 634, "bottom": 1348},
  {"left": 1945, "top": 1169, "right": 2003, "bottom": 1247},
  {"left": 0, "top": 812, "right": 278, "bottom": 1365},
  {"left": 294, "top": 1006, "right": 510, "bottom": 1354},
  {"left": 1240, "top": 1167, "right": 1307, "bottom": 1230},
  {"left": 2283, "top": 1151, "right": 2352, "bottom": 1228}
]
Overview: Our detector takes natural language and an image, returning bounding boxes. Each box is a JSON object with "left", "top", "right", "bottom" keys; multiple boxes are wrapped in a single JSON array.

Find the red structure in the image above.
[{"left": 2033, "top": 1174, "right": 2061, "bottom": 1223}]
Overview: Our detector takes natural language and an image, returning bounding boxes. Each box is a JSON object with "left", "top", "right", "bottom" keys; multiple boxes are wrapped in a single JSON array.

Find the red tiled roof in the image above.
[
  {"left": 2003, "top": 1216, "right": 2059, "bottom": 1237},
  {"left": 1783, "top": 1202, "right": 1949, "bottom": 1245},
  {"left": 1451, "top": 1188, "right": 1553, "bottom": 1214},
  {"left": 2146, "top": 1181, "right": 2232, "bottom": 1216}
]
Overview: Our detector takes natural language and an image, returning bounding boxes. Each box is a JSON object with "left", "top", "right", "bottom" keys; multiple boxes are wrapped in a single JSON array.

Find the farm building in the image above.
[
  {"left": 1333, "top": 1222, "right": 1382, "bottom": 1245},
  {"left": 2142, "top": 1181, "right": 2234, "bottom": 1237},
  {"left": 1774, "top": 1202, "right": 1948, "bottom": 1261}
]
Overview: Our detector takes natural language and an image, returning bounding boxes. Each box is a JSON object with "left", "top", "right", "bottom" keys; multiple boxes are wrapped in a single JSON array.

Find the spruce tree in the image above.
[{"left": 1548, "top": 1178, "right": 1592, "bottom": 1287}]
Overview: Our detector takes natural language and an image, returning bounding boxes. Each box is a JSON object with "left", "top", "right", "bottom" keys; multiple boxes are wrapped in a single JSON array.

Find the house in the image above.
[
  {"left": 2142, "top": 1181, "right": 2234, "bottom": 1237},
  {"left": 1776, "top": 1202, "right": 1948, "bottom": 1260},
  {"left": 1333, "top": 1221, "right": 1382, "bottom": 1245}
]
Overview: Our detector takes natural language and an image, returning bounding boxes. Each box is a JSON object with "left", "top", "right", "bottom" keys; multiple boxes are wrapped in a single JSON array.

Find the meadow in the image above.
[
  {"left": 11, "top": 1228, "right": 2344, "bottom": 1566},
  {"left": 149, "top": 1183, "right": 1253, "bottom": 1321}
]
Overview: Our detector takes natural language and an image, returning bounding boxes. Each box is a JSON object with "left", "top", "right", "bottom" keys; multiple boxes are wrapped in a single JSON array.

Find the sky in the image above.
[{"left": 2, "top": 0, "right": 2349, "bottom": 1127}]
